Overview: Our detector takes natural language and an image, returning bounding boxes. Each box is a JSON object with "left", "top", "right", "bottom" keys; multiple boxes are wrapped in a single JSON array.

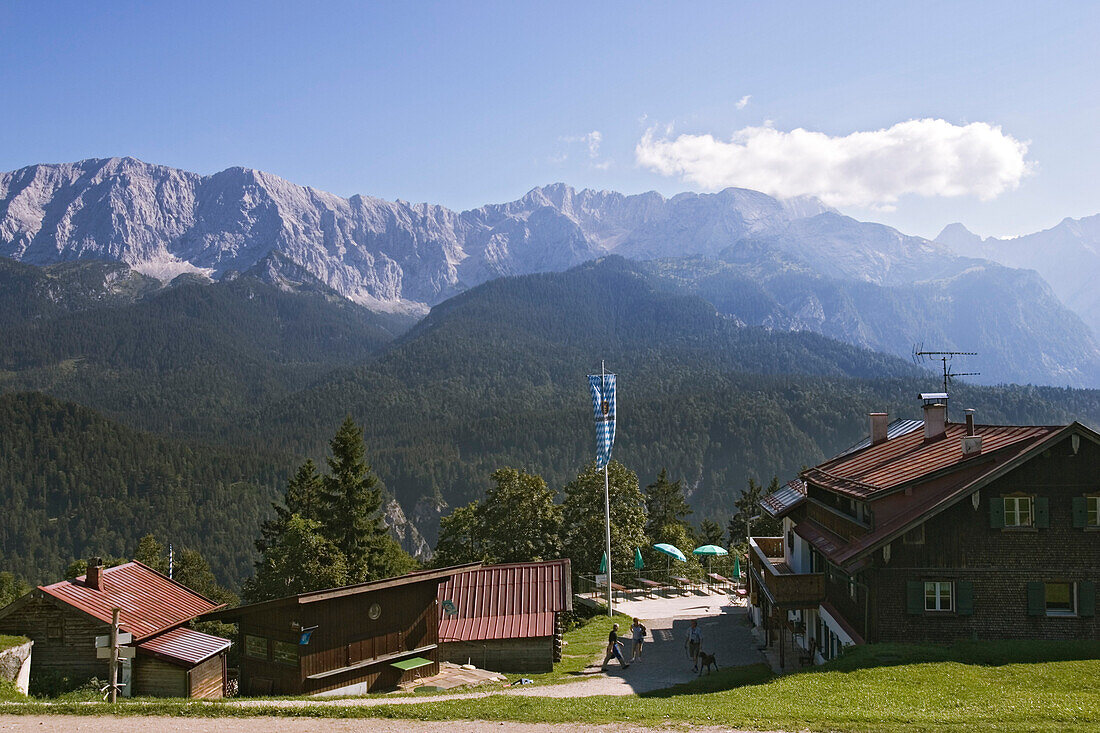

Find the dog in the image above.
[{"left": 698, "top": 651, "right": 718, "bottom": 674}]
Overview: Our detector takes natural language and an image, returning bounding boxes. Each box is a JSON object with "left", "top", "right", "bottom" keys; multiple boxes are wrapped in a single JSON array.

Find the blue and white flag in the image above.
[{"left": 587, "top": 373, "right": 616, "bottom": 469}]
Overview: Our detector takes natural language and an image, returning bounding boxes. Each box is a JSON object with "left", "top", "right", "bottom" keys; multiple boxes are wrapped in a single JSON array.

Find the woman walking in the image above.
[{"left": 630, "top": 617, "right": 647, "bottom": 661}]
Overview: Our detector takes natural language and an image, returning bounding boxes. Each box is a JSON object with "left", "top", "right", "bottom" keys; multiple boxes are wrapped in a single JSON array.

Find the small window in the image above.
[
  {"left": 848, "top": 576, "right": 857, "bottom": 600},
  {"left": 1004, "top": 496, "right": 1033, "bottom": 527},
  {"left": 244, "top": 634, "right": 268, "bottom": 660},
  {"left": 925, "top": 581, "right": 953, "bottom": 611},
  {"left": 272, "top": 640, "right": 298, "bottom": 666},
  {"left": 45, "top": 618, "right": 63, "bottom": 643},
  {"left": 1045, "top": 582, "right": 1076, "bottom": 617},
  {"left": 903, "top": 524, "right": 925, "bottom": 545},
  {"left": 1089, "top": 497, "right": 1099, "bottom": 527}
]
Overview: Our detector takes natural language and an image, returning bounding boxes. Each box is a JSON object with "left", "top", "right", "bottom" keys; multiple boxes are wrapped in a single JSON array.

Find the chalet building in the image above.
[
  {"left": 202, "top": 563, "right": 479, "bottom": 696},
  {"left": 437, "top": 559, "right": 572, "bottom": 672},
  {"left": 0, "top": 559, "right": 230, "bottom": 697},
  {"left": 748, "top": 398, "right": 1099, "bottom": 665}
]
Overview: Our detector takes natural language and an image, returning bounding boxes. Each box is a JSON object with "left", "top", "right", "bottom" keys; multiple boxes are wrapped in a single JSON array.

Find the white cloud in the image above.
[
  {"left": 635, "top": 118, "right": 1031, "bottom": 208},
  {"left": 736, "top": 95, "right": 751, "bottom": 110},
  {"left": 563, "top": 131, "right": 603, "bottom": 158}
]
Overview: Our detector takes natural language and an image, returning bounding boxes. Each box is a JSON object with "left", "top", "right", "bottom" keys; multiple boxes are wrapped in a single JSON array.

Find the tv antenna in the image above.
[{"left": 912, "top": 344, "right": 980, "bottom": 395}]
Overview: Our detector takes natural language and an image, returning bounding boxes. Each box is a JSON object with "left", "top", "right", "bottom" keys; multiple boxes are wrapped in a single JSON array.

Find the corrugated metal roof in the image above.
[
  {"left": 839, "top": 419, "right": 923, "bottom": 457},
  {"left": 138, "top": 626, "right": 231, "bottom": 666},
  {"left": 39, "top": 562, "right": 219, "bottom": 640},
  {"left": 807, "top": 423, "right": 1058, "bottom": 498},
  {"left": 437, "top": 560, "right": 570, "bottom": 642},
  {"left": 761, "top": 479, "right": 806, "bottom": 518}
]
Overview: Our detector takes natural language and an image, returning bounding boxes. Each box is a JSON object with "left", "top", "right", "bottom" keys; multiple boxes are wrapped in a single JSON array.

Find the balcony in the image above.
[{"left": 748, "top": 537, "right": 825, "bottom": 609}]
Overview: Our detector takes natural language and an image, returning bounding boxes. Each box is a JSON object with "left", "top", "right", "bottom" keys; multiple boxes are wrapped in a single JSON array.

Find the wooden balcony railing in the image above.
[{"left": 748, "top": 537, "right": 825, "bottom": 609}]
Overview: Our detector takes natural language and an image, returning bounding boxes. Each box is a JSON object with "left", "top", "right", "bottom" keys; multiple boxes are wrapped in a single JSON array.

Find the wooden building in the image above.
[
  {"left": 203, "top": 564, "right": 479, "bottom": 696},
  {"left": 748, "top": 400, "right": 1099, "bottom": 664},
  {"left": 437, "top": 559, "right": 572, "bottom": 672},
  {"left": 0, "top": 559, "right": 230, "bottom": 697}
]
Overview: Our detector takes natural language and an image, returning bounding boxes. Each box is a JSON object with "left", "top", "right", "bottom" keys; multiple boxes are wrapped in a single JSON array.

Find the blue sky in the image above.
[{"left": 2, "top": 1, "right": 1097, "bottom": 238}]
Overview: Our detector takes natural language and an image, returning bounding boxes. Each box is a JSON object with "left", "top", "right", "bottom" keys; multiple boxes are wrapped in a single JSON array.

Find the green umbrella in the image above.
[
  {"left": 692, "top": 545, "right": 729, "bottom": 557},
  {"left": 634, "top": 547, "right": 645, "bottom": 570},
  {"left": 598, "top": 551, "right": 608, "bottom": 574},
  {"left": 734, "top": 556, "right": 741, "bottom": 579},
  {"left": 653, "top": 543, "right": 687, "bottom": 562}
]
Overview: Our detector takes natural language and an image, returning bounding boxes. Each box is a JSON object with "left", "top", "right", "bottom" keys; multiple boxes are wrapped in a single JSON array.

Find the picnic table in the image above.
[
  {"left": 669, "top": 575, "right": 694, "bottom": 594},
  {"left": 707, "top": 572, "right": 732, "bottom": 591},
  {"left": 636, "top": 578, "right": 664, "bottom": 598}
]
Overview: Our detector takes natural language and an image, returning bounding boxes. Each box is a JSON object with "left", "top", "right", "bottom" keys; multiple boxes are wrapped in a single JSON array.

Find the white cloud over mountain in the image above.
[{"left": 635, "top": 118, "right": 1031, "bottom": 208}]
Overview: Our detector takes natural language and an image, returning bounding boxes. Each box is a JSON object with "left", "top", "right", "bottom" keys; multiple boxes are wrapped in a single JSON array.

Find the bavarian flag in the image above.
[{"left": 587, "top": 372, "right": 616, "bottom": 469}]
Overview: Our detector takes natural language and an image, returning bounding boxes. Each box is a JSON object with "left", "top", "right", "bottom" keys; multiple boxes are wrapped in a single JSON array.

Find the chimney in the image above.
[
  {"left": 86, "top": 557, "right": 104, "bottom": 591},
  {"left": 922, "top": 402, "right": 947, "bottom": 441},
  {"left": 869, "top": 412, "right": 889, "bottom": 446},
  {"left": 962, "top": 408, "right": 982, "bottom": 456}
]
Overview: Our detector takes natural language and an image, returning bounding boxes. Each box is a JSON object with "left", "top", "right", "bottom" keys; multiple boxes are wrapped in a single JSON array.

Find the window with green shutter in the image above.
[
  {"left": 956, "top": 580, "right": 974, "bottom": 616},
  {"left": 906, "top": 581, "right": 923, "bottom": 614},
  {"left": 1035, "top": 497, "right": 1049, "bottom": 528},
  {"left": 989, "top": 497, "right": 1005, "bottom": 528},
  {"left": 1080, "top": 581, "right": 1096, "bottom": 618},
  {"left": 1004, "top": 496, "right": 1033, "bottom": 527},
  {"left": 1026, "top": 581, "right": 1044, "bottom": 616}
]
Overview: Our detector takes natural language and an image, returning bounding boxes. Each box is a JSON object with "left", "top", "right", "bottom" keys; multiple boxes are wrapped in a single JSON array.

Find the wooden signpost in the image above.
[{"left": 93, "top": 608, "right": 132, "bottom": 702}]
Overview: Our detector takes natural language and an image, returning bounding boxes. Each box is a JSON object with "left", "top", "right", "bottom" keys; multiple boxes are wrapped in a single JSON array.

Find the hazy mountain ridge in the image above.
[
  {"left": 937, "top": 216, "right": 1100, "bottom": 336},
  {"left": 3, "top": 157, "right": 1100, "bottom": 386}
]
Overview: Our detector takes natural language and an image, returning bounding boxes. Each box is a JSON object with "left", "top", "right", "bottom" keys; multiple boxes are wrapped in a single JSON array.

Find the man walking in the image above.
[
  {"left": 601, "top": 622, "right": 630, "bottom": 670},
  {"left": 685, "top": 619, "right": 702, "bottom": 671}
]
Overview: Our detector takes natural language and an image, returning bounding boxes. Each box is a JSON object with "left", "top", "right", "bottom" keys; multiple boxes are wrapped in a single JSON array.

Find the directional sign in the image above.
[
  {"left": 96, "top": 633, "right": 132, "bottom": 647},
  {"left": 97, "top": 646, "right": 136, "bottom": 659}
]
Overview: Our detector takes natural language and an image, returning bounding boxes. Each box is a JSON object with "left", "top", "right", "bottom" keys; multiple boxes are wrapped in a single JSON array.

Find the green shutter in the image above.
[
  {"left": 989, "top": 497, "right": 1005, "bottom": 529},
  {"left": 1072, "top": 497, "right": 1088, "bottom": 529},
  {"left": 1080, "top": 581, "right": 1096, "bottom": 618},
  {"left": 1035, "top": 497, "right": 1049, "bottom": 528},
  {"left": 956, "top": 580, "right": 974, "bottom": 616},
  {"left": 906, "top": 581, "right": 923, "bottom": 614},
  {"left": 1027, "top": 581, "right": 1045, "bottom": 616}
]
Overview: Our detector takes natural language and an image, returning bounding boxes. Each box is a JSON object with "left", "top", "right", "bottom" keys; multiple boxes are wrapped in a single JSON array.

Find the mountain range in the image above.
[{"left": 3, "top": 158, "right": 1100, "bottom": 386}]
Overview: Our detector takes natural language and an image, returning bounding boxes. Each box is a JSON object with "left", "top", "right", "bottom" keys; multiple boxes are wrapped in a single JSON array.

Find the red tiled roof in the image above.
[
  {"left": 807, "top": 423, "right": 1058, "bottom": 499},
  {"left": 438, "top": 560, "right": 571, "bottom": 642},
  {"left": 39, "top": 562, "right": 220, "bottom": 640},
  {"left": 762, "top": 479, "right": 806, "bottom": 518},
  {"left": 138, "top": 626, "right": 231, "bottom": 666}
]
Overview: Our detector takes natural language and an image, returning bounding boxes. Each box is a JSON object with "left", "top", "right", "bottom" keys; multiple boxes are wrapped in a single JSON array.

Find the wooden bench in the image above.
[
  {"left": 636, "top": 578, "right": 663, "bottom": 598},
  {"left": 669, "top": 576, "right": 694, "bottom": 594}
]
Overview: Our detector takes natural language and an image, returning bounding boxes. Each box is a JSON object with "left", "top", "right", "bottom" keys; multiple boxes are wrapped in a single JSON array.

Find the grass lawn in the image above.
[
  {"left": 0, "top": 635, "right": 26, "bottom": 653},
  {"left": 1, "top": 640, "right": 1097, "bottom": 731}
]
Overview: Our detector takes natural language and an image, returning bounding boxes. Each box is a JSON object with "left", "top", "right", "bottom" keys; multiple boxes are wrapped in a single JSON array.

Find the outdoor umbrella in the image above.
[
  {"left": 598, "top": 551, "right": 608, "bottom": 574},
  {"left": 634, "top": 547, "right": 645, "bottom": 570},
  {"left": 653, "top": 543, "right": 686, "bottom": 579},
  {"left": 692, "top": 544, "right": 729, "bottom": 574}
]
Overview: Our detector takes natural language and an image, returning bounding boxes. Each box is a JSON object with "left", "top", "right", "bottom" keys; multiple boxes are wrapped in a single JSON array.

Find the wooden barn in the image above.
[
  {"left": 437, "top": 559, "right": 572, "bottom": 672},
  {"left": 0, "top": 559, "right": 230, "bottom": 697},
  {"left": 202, "top": 564, "right": 479, "bottom": 696}
]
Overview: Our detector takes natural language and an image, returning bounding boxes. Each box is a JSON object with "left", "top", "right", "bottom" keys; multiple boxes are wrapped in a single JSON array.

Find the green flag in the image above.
[
  {"left": 598, "top": 551, "right": 608, "bottom": 574},
  {"left": 634, "top": 547, "right": 644, "bottom": 570}
]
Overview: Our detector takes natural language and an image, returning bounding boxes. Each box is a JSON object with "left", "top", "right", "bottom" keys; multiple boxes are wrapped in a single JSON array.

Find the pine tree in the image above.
[
  {"left": 728, "top": 477, "right": 782, "bottom": 548},
  {"left": 320, "top": 416, "right": 390, "bottom": 582},
  {"left": 563, "top": 461, "right": 647, "bottom": 576},
  {"left": 644, "top": 468, "right": 693, "bottom": 541},
  {"left": 433, "top": 502, "right": 484, "bottom": 567},
  {"left": 242, "top": 515, "right": 349, "bottom": 602},
  {"left": 696, "top": 519, "right": 725, "bottom": 547},
  {"left": 134, "top": 534, "right": 169, "bottom": 575},
  {"left": 480, "top": 467, "right": 563, "bottom": 564},
  {"left": 257, "top": 459, "right": 324, "bottom": 555}
]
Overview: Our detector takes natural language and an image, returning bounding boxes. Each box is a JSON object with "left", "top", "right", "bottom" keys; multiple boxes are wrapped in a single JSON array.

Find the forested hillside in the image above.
[{"left": 0, "top": 392, "right": 284, "bottom": 586}]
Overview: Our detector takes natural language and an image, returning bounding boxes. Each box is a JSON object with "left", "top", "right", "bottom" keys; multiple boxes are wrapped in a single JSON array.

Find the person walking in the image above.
[
  {"left": 601, "top": 622, "right": 630, "bottom": 670},
  {"left": 629, "top": 617, "right": 647, "bottom": 661},
  {"left": 685, "top": 619, "right": 702, "bottom": 671}
]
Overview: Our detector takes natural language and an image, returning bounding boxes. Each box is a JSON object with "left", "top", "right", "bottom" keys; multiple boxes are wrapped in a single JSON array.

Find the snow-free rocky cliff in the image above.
[{"left": 3, "top": 157, "right": 1100, "bottom": 386}]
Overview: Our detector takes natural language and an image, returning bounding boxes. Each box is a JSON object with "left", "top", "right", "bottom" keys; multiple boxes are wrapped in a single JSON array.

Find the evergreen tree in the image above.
[
  {"left": 563, "top": 461, "right": 646, "bottom": 576},
  {"left": 480, "top": 468, "right": 563, "bottom": 564},
  {"left": 728, "top": 476, "right": 783, "bottom": 548},
  {"left": 174, "top": 548, "right": 238, "bottom": 607},
  {"left": 257, "top": 459, "right": 324, "bottom": 555},
  {"left": 320, "top": 417, "right": 391, "bottom": 581},
  {"left": 242, "top": 515, "right": 349, "bottom": 602},
  {"left": 696, "top": 519, "right": 725, "bottom": 547},
  {"left": 644, "top": 468, "right": 692, "bottom": 541}
]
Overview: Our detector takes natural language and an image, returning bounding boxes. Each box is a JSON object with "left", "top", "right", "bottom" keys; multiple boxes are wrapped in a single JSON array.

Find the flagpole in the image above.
[{"left": 603, "top": 360, "right": 612, "bottom": 618}]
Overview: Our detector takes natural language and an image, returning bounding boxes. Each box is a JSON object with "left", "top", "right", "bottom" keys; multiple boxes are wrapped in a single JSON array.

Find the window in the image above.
[
  {"left": 925, "top": 581, "right": 953, "bottom": 611},
  {"left": 272, "top": 640, "right": 298, "bottom": 666},
  {"left": 848, "top": 576, "right": 858, "bottom": 600},
  {"left": 45, "top": 618, "right": 63, "bottom": 643},
  {"left": 1045, "top": 583, "right": 1076, "bottom": 617},
  {"left": 1089, "top": 497, "right": 1099, "bottom": 527},
  {"left": 244, "top": 634, "right": 269, "bottom": 660},
  {"left": 810, "top": 549, "right": 824, "bottom": 574},
  {"left": 903, "top": 524, "right": 925, "bottom": 545},
  {"left": 1004, "top": 496, "right": 1032, "bottom": 527}
]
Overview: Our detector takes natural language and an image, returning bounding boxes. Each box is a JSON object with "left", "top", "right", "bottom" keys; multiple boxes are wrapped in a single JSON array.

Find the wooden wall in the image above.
[
  {"left": 188, "top": 654, "right": 226, "bottom": 699},
  {"left": 440, "top": 637, "right": 554, "bottom": 672},
  {"left": 237, "top": 579, "right": 442, "bottom": 696},
  {"left": 0, "top": 594, "right": 110, "bottom": 682},
  {"left": 132, "top": 656, "right": 187, "bottom": 698}
]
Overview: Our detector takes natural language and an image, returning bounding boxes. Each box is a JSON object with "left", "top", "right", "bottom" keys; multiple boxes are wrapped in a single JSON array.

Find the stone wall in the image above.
[{"left": 0, "top": 639, "right": 33, "bottom": 695}]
